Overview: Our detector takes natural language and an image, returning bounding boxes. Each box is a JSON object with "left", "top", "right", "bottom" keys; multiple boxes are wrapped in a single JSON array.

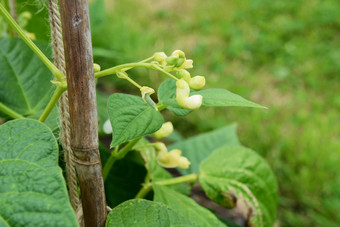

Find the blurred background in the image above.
[{"left": 15, "top": 0, "right": 340, "bottom": 226}]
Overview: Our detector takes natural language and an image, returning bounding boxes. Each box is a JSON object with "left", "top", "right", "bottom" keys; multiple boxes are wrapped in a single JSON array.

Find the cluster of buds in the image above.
[
  {"left": 153, "top": 50, "right": 205, "bottom": 110},
  {"left": 153, "top": 50, "right": 193, "bottom": 71},
  {"left": 153, "top": 122, "right": 173, "bottom": 139},
  {"left": 154, "top": 143, "right": 190, "bottom": 169}
]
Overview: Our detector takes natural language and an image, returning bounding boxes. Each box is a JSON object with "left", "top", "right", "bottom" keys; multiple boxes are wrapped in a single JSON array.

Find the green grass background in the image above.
[
  {"left": 90, "top": 1, "right": 340, "bottom": 226},
  {"left": 15, "top": 0, "right": 340, "bottom": 226}
]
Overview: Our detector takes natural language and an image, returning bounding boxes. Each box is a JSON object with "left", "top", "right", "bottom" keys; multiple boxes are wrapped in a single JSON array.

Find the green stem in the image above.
[
  {"left": 156, "top": 173, "right": 198, "bottom": 186},
  {"left": 103, "top": 137, "right": 142, "bottom": 181},
  {"left": 0, "top": 102, "right": 24, "bottom": 119},
  {"left": 125, "top": 76, "right": 142, "bottom": 89},
  {"left": 135, "top": 173, "right": 199, "bottom": 199},
  {"left": 135, "top": 183, "right": 152, "bottom": 199},
  {"left": 0, "top": 3, "right": 64, "bottom": 80},
  {"left": 156, "top": 103, "right": 167, "bottom": 111},
  {"left": 39, "top": 86, "right": 66, "bottom": 122},
  {"left": 95, "top": 62, "right": 178, "bottom": 81},
  {"left": 152, "top": 65, "right": 179, "bottom": 81},
  {"left": 95, "top": 62, "right": 154, "bottom": 78}
]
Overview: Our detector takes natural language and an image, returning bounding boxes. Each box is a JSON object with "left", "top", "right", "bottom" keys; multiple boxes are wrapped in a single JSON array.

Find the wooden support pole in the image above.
[{"left": 59, "top": 0, "right": 107, "bottom": 226}]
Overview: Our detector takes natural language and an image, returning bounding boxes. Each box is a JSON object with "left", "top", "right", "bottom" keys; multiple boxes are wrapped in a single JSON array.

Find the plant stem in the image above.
[
  {"left": 156, "top": 173, "right": 198, "bottom": 186},
  {"left": 152, "top": 65, "right": 179, "bottom": 81},
  {"left": 95, "top": 62, "right": 178, "bottom": 81},
  {"left": 0, "top": 3, "right": 64, "bottom": 80},
  {"left": 39, "top": 86, "right": 66, "bottom": 122},
  {"left": 95, "top": 62, "right": 154, "bottom": 78},
  {"left": 135, "top": 183, "right": 152, "bottom": 199},
  {"left": 103, "top": 137, "right": 142, "bottom": 181},
  {"left": 0, "top": 102, "right": 24, "bottom": 119},
  {"left": 134, "top": 173, "right": 199, "bottom": 199},
  {"left": 125, "top": 76, "right": 142, "bottom": 89},
  {"left": 157, "top": 103, "right": 167, "bottom": 111}
]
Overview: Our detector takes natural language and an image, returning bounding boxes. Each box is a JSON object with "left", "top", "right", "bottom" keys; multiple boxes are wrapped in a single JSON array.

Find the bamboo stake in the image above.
[{"left": 59, "top": 0, "right": 106, "bottom": 226}]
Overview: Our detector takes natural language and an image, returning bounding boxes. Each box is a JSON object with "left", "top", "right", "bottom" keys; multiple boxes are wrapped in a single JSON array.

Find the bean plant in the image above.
[{"left": 0, "top": 1, "right": 278, "bottom": 227}]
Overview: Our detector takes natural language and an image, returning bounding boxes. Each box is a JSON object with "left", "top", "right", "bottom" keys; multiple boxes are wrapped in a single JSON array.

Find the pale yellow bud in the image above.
[
  {"left": 154, "top": 142, "right": 167, "bottom": 152},
  {"left": 189, "top": 76, "right": 206, "bottom": 90},
  {"left": 177, "top": 69, "right": 191, "bottom": 83},
  {"left": 153, "top": 52, "right": 167, "bottom": 65},
  {"left": 157, "top": 149, "right": 190, "bottom": 169},
  {"left": 179, "top": 59, "right": 193, "bottom": 69},
  {"left": 25, "top": 32, "right": 36, "bottom": 40},
  {"left": 177, "top": 156, "right": 191, "bottom": 169},
  {"left": 171, "top": 50, "right": 185, "bottom": 58},
  {"left": 140, "top": 86, "right": 155, "bottom": 102},
  {"left": 153, "top": 122, "right": 173, "bottom": 139},
  {"left": 176, "top": 79, "right": 203, "bottom": 110},
  {"left": 93, "top": 63, "right": 101, "bottom": 72}
]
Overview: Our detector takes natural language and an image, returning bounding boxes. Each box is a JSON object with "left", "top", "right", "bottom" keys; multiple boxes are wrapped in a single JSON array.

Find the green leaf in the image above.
[
  {"left": 0, "top": 119, "right": 77, "bottom": 226},
  {"left": 157, "top": 80, "right": 264, "bottom": 116},
  {"left": 169, "top": 124, "right": 240, "bottom": 175},
  {"left": 106, "top": 199, "right": 194, "bottom": 227},
  {"left": 199, "top": 145, "right": 278, "bottom": 227},
  {"left": 194, "top": 88, "right": 265, "bottom": 108},
  {"left": 0, "top": 38, "right": 55, "bottom": 118},
  {"left": 107, "top": 93, "right": 164, "bottom": 147},
  {"left": 158, "top": 79, "right": 192, "bottom": 116},
  {"left": 16, "top": 1, "right": 50, "bottom": 41},
  {"left": 153, "top": 185, "right": 226, "bottom": 227}
]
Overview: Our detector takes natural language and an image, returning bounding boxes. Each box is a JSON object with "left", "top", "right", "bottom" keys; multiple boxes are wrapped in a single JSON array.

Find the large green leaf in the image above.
[
  {"left": 169, "top": 124, "right": 240, "bottom": 175},
  {"left": 107, "top": 93, "right": 164, "bottom": 147},
  {"left": 106, "top": 199, "right": 194, "bottom": 227},
  {"left": 193, "top": 89, "right": 265, "bottom": 108},
  {"left": 158, "top": 79, "right": 192, "bottom": 116},
  {"left": 199, "top": 145, "right": 278, "bottom": 227},
  {"left": 157, "top": 79, "right": 264, "bottom": 116},
  {"left": 0, "top": 38, "right": 55, "bottom": 117},
  {"left": 153, "top": 185, "right": 226, "bottom": 227},
  {"left": 0, "top": 119, "right": 77, "bottom": 226}
]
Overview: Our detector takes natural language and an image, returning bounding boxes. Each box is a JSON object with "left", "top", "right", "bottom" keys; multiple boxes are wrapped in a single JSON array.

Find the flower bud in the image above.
[
  {"left": 177, "top": 156, "right": 191, "bottom": 169},
  {"left": 177, "top": 69, "right": 191, "bottom": 83},
  {"left": 171, "top": 50, "right": 185, "bottom": 58},
  {"left": 175, "top": 57, "right": 185, "bottom": 68},
  {"left": 154, "top": 142, "right": 167, "bottom": 152},
  {"left": 153, "top": 122, "right": 173, "bottom": 139},
  {"left": 153, "top": 52, "right": 167, "bottom": 65},
  {"left": 189, "top": 76, "right": 206, "bottom": 90},
  {"left": 181, "top": 95, "right": 203, "bottom": 110},
  {"left": 93, "top": 63, "right": 101, "bottom": 72},
  {"left": 179, "top": 59, "right": 193, "bottom": 69},
  {"left": 176, "top": 79, "right": 203, "bottom": 110},
  {"left": 166, "top": 56, "right": 179, "bottom": 66},
  {"left": 157, "top": 148, "right": 190, "bottom": 169},
  {"left": 103, "top": 119, "right": 112, "bottom": 134},
  {"left": 26, "top": 32, "right": 36, "bottom": 40},
  {"left": 140, "top": 86, "right": 155, "bottom": 102}
]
